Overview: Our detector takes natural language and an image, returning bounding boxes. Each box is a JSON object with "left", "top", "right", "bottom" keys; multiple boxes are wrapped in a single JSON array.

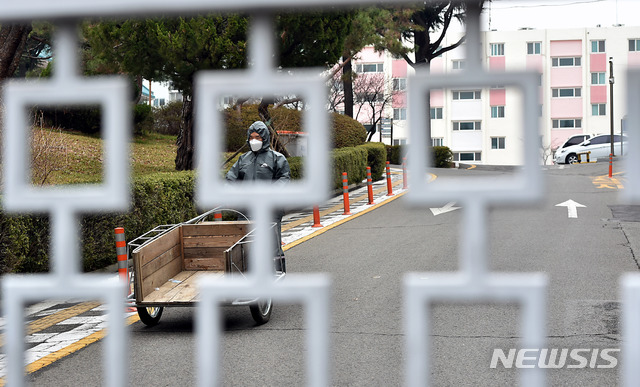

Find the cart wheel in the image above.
[
  {"left": 137, "top": 306, "right": 163, "bottom": 326},
  {"left": 249, "top": 298, "right": 272, "bottom": 325},
  {"left": 275, "top": 256, "right": 286, "bottom": 273}
]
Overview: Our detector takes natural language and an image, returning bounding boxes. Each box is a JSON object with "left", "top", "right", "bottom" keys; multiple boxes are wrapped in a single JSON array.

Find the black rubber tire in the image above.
[
  {"left": 137, "top": 306, "right": 163, "bottom": 326},
  {"left": 249, "top": 298, "right": 272, "bottom": 325},
  {"left": 566, "top": 153, "right": 579, "bottom": 164}
]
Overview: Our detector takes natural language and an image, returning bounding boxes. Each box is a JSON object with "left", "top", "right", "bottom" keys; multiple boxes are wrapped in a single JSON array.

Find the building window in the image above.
[
  {"left": 430, "top": 107, "right": 443, "bottom": 119},
  {"left": 592, "top": 103, "right": 607, "bottom": 116},
  {"left": 491, "top": 106, "right": 505, "bottom": 118},
  {"left": 393, "top": 78, "right": 407, "bottom": 91},
  {"left": 552, "top": 119, "right": 582, "bottom": 128},
  {"left": 551, "top": 57, "right": 581, "bottom": 67},
  {"left": 393, "top": 108, "right": 407, "bottom": 120},
  {"left": 453, "top": 152, "right": 482, "bottom": 162},
  {"left": 490, "top": 43, "right": 505, "bottom": 56},
  {"left": 453, "top": 90, "right": 481, "bottom": 100},
  {"left": 591, "top": 72, "right": 606, "bottom": 85},
  {"left": 452, "top": 60, "right": 466, "bottom": 70},
  {"left": 591, "top": 40, "right": 606, "bottom": 53},
  {"left": 491, "top": 137, "right": 506, "bottom": 149},
  {"left": 630, "top": 39, "right": 640, "bottom": 52},
  {"left": 552, "top": 88, "right": 581, "bottom": 98},
  {"left": 453, "top": 121, "right": 481, "bottom": 131},
  {"left": 431, "top": 138, "right": 444, "bottom": 147},
  {"left": 355, "top": 63, "right": 384, "bottom": 73},
  {"left": 527, "top": 42, "right": 541, "bottom": 55}
]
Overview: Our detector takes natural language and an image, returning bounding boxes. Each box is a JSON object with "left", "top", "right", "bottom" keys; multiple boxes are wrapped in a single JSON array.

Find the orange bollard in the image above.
[
  {"left": 366, "top": 166, "right": 374, "bottom": 205},
  {"left": 342, "top": 172, "right": 351, "bottom": 215},
  {"left": 312, "top": 206, "right": 323, "bottom": 227},
  {"left": 114, "top": 227, "right": 130, "bottom": 296},
  {"left": 386, "top": 161, "right": 394, "bottom": 196},
  {"left": 609, "top": 153, "right": 613, "bottom": 178},
  {"left": 402, "top": 157, "right": 408, "bottom": 189},
  {"left": 214, "top": 211, "right": 222, "bottom": 221}
]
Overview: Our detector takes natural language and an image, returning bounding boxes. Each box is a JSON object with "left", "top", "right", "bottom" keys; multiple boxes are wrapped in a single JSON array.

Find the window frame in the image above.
[
  {"left": 453, "top": 90, "right": 482, "bottom": 100},
  {"left": 630, "top": 39, "right": 640, "bottom": 52},
  {"left": 551, "top": 57, "right": 581, "bottom": 67},
  {"left": 430, "top": 107, "right": 443, "bottom": 119},
  {"left": 552, "top": 119, "right": 582, "bottom": 129},
  {"left": 393, "top": 108, "right": 407, "bottom": 120},
  {"left": 591, "top": 72, "right": 606, "bottom": 85},
  {"left": 490, "top": 43, "right": 505, "bottom": 56},
  {"left": 453, "top": 152, "right": 482, "bottom": 162},
  {"left": 527, "top": 42, "right": 541, "bottom": 55},
  {"left": 592, "top": 103, "right": 607, "bottom": 116},
  {"left": 392, "top": 78, "right": 407, "bottom": 91},
  {"left": 355, "top": 62, "right": 384, "bottom": 73},
  {"left": 491, "top": 106, "right": 505, "bottom": 118},
  {"left": 491, "top": 137, "right": 506, "bottom": 150},
  {"left": 552, "top": 87, "right": 582, "bottom": 98},
  {"left": 453, "top": 121, "right": 482, "bottom": 131},
  {"left": 591, "top": 40, "right": 606, "bottom": 53}
]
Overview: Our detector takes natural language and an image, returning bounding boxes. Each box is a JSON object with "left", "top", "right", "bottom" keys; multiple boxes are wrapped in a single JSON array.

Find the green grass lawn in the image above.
[{"left": 32, "top": 128, "right": 178, "bottom": 185}]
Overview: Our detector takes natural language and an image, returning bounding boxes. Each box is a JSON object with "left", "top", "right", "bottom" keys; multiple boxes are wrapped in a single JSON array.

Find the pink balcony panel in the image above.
[
  {"left": 590, "top": 86, "right": 607, "bottom": 104},
  {"left": 392, "top": 60, "right": 407, "bottom": 78},
  {"left": 526, "top": 56, "right": 543, "bottom": 72},
  {"left": 550, "top": 40, "right": 582, "bottom": 56},
  {"left": 430, "top": 89, "right": 444, "bottom": 106},
  {"left": 430, "top": 57, "right": 444, "bottom": 74},
  {"left": 590, "top": 53, "right": 606, "bottom": 72},
  {"left": 629, "top": 52, "right": 640, "bottom": 69},
  {"left": 550, "top": 67, "right": 582, "bottom": 87},
  {"left": 358, "top": 46, "right": 383, "bottom": 62},
  {"left": 550, "top": 98, "right": 583, "bottom": 118},
  {"left": 393, "top": 92, "right": 406, "bottom": 108},
  {"left": 490, "top": 89, "right": 506, "bottom": 106},
  {"left": 489, "top": 56, "right": 505, "bottom": 71}
]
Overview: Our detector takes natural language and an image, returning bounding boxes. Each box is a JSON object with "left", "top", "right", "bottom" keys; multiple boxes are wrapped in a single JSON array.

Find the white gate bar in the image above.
[
  {"left": 622, "top": 70, "right": 640, "bottom": 203},
  {"left": 196, "top": 274, "right": 331, "bottom": 387},
  {"left": 405, "top": 70, "right": 543, "bottom": 205},
  {"left": 404, "top": 272, "right": 548, "bottom": 387},
  {"left": 621, "top": 274, "right": 640, "bottom": 386},
  {"left": 3, "top": 275, "right": 128, "bottom": 387}
]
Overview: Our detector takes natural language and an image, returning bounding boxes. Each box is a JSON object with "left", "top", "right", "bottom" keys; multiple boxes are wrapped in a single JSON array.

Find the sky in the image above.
[{"left": 483, "top": 0, "right": 640, "bottom": 31}]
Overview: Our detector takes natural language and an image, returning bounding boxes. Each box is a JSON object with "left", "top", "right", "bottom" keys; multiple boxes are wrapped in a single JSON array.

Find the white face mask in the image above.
[{"left": 249, "top": 139, "right": 263, "bottom": 152}]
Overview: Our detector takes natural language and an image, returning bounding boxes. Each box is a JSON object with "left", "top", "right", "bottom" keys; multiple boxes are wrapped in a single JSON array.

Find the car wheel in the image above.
[{"left": 566, "top": 154, "right": 579, "bottom": 164}]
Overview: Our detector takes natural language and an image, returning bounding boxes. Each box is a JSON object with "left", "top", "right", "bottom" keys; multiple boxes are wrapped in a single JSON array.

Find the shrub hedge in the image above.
[{"left": 0, "top": 143, "right": 388, "bottom": 274}]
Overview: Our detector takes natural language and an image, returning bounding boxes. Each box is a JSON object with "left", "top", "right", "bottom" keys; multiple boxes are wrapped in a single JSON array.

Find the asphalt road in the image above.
[{"left": 27, "top": 162, "right": 640, "bottom": 386}]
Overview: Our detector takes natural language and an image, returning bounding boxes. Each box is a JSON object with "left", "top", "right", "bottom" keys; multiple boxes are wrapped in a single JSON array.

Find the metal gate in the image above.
[{"left": 2, "top": 1, "right": 640, "bottom": 386}]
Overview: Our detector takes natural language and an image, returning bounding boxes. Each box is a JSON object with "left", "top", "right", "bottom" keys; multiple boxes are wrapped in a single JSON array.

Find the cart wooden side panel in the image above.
[
  {"left": 133, "top": 226, "right": 183, "bottom": 303},
  {"left": 132, "top": 221, "right": 251, "bottom": 305},
  {"left": 182, "top": 222, "right": 249, "bottom": 271}
]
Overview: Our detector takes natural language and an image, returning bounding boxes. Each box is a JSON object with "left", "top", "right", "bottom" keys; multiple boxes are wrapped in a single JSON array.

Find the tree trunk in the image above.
[
  {"left": 0, "top": 24, "right": 32, "bottom": 81},
  {"left": 175, "top": 96, "right": 194, "bottom": 170},
  {"left": 342, "top": 56, "right": 353, "bottom": 118}
]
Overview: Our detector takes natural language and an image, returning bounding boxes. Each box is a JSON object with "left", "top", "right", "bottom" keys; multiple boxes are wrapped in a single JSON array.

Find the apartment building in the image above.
[{"left": 350, "top": 25, "right": 640, "bottom": 165}]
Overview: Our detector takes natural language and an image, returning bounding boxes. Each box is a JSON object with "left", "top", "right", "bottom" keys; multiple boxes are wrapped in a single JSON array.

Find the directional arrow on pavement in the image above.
[
  {"left": 430, "top": 202, "right": 461, "bottom": 216},
  {"left": 555, "top": 199, "right": 586, "bottom": 218}
]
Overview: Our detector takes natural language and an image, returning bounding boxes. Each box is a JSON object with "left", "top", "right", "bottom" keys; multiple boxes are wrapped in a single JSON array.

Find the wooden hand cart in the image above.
[{"left": 125, "top": 209, "right": 285, "bottom": 326}]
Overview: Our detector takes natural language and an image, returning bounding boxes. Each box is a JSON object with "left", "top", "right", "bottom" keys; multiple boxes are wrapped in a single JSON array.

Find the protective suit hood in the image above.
[{"left": 247, "top": 121, "right": 271, "bottom": 153}]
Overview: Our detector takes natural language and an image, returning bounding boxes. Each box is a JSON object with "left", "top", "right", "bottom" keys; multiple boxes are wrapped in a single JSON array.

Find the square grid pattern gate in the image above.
[{"left": 1, "top": 1, "right": 639, "bottom": 386}]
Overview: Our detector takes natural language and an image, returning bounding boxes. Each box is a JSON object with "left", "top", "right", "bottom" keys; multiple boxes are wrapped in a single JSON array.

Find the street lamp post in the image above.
[{"left": 609, "top": 57, "right": 615, "bottom": 157}]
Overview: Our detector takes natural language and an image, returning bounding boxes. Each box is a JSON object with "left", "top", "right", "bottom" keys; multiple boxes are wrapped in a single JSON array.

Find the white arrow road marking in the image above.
[
  {"left": 430, "top": 202, "right": 461, "bottom": 216},
  {"left": 555, "top": 199, "right": 586, "bottom": 218}
]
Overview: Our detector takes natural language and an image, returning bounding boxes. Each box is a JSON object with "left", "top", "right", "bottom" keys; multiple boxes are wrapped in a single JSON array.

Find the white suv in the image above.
[{"left": 555, "top": 134, "right": 627, "bottom": 164}]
